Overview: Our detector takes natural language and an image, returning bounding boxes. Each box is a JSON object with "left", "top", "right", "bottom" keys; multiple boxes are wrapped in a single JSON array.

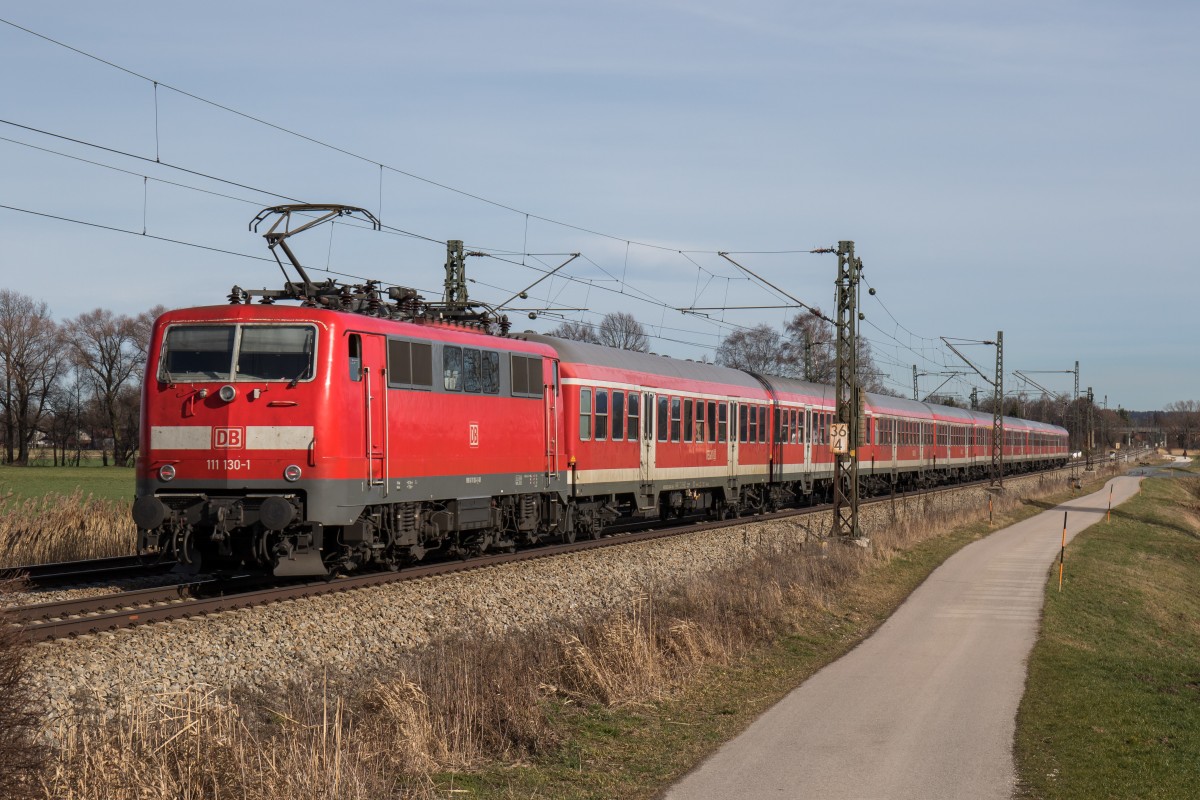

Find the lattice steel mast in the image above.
[
  {"left": 992, "top": 331, "right": 1004, "bottom": 487},
  {"left": 830, "top": 240, "right": 863, "bottom": 539}
]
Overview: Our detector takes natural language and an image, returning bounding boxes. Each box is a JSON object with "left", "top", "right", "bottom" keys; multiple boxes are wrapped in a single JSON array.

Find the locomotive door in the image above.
[
  {"left": 360, "top": 333, "right": 388, "bottom": 489},
  {"left": 544, "top": 359, "right": 560, "bottom": 483}
]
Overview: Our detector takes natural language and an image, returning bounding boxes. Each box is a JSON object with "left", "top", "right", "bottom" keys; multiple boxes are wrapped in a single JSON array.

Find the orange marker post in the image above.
[{"left": 1058, "top": 511, "right": 1067, "bottom": 592}]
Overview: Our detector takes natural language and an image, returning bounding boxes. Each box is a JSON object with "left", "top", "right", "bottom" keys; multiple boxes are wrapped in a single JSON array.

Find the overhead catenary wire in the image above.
[
  {"left": 1, "top": 17, "right": 1021, "bottom": 386},
  {"left": 0, "top": 17, "right": 814, "bottom": 259},
  {"left": 0, "top": 117, "right": 779, "bottom": 351}
]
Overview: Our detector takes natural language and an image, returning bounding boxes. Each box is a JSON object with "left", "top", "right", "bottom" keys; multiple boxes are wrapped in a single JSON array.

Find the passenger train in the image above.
[{"left": 133, "top": 298, "right": 1069, "bottom": 577}]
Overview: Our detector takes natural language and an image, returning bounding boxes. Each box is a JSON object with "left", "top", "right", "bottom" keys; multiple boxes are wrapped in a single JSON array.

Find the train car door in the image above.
[
  {"left": 358, "top": 333, "right": 388, "bottom": 489},
  {"left": 636, "top": 389, "right": 655, "bottom": 510},
  {"left": 803, "top": 406, "right": 813, "bottom": 467},
  {"left": 640, "top": 389, "right": 654, "bottom": 485},
  {"left": 727, "top": 401, "right": 739, "bottom": 485}
]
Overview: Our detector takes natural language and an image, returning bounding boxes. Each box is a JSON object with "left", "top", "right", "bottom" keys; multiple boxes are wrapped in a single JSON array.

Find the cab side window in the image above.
[
  {"left": 348, "top": 334, "right": 362, "bottom": 382},
  {"left": 443, "top": 346, "right": 462, "bottom": 391}
]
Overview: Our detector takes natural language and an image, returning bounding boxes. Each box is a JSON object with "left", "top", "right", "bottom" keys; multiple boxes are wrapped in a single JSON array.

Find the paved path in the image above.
[{"left": 666, "top": 475, "right": 1144, "bottom": 800}]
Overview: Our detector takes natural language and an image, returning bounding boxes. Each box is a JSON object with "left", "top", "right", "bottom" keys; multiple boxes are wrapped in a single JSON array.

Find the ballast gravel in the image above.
[
  {"left": 25, "top": 468, "right": 1083, "bottom": 724},
  {"left": 31, "top": 520, "right": 801, "bottom": 723}
]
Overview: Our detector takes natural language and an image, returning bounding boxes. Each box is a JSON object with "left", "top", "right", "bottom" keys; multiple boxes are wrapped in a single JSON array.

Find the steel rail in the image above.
[{"left": 8, "top": 454, "right": 1136, "bottom": 643}]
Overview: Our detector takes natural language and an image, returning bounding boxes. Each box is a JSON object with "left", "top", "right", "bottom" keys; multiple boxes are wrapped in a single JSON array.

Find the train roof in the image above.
[
  {"left": 522, "top": 333, "right": 1068, "bottom": 434},
  {"left": 522, "top": 333, "right": 766, "bottom": 392},
  {"left": 156, "top": 305, "right": 558, "bottom": 356}
]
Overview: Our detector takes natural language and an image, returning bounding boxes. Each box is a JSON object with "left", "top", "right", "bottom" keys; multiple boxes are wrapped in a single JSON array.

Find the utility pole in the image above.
[
  {"left": 992, "top": 331, "right": 1004, "bottom": 487},
  {"left": 1085, "top": 387, "right": 1095, "bottom": 472},
  {"left": 913, "top": 365, "right": 919, "bottom": 401},
  {"left": 970, "top": 387, "right": 979, "bottom": 410},
  {"left": 830, "top": 240, "right": 863, "bottom": 541}
]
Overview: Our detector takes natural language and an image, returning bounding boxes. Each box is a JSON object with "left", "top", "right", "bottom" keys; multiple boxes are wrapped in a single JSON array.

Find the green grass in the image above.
[
  {"left": 1016, "top": 475, "right": 1200, "bottom": 799},
  {"left": 0, "top": 462, "right": 135, "bottom": 503},
  {"left": 428, "top": 475, "right": 1120, "bottom": 799}
]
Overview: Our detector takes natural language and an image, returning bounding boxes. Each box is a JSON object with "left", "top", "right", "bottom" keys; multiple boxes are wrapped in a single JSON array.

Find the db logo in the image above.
[
  {"left": 213, "top": 427, "right": 244, "bottom": 449},
  {"left": 468, "top": 422, "right": 480, "bottom": 448}
]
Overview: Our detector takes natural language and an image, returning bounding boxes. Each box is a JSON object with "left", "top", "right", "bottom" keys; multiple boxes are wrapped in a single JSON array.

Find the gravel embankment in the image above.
[{"left": 27, "top": 465, "right": 1098, "bottom": 724}]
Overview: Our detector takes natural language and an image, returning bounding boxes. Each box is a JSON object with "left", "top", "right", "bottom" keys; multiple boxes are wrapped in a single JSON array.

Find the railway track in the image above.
[
  {"left": 6, "top": 456, "right": 1140, "bottom": 643},
  {"left": 4, "top": 554, "right": 176, "bottom": 589}
]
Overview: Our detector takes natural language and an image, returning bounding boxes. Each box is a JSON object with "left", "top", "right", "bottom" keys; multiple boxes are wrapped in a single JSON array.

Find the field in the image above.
[
  {"left": 1016, "top": 464, "right": 1200, "bottom": 799},
  {"left": 0, "top": 456, "right": 136, "bottom": 503},
  {"left": 0, "top": 461, "right": 136, "bottom": 567}
]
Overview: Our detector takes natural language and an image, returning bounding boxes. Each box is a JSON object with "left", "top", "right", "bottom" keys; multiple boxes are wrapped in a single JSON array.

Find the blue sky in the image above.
[{"left": 1, "top": 1, "right": 1195, "bottom": 410}]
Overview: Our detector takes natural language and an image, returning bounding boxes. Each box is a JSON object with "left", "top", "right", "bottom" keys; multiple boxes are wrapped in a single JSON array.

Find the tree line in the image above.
[
  {"left": 0, "top": 289, "right": 164, "bottom": 467},
  {"left": 548, "top": 308, "right": 894, "bottom": 393}
]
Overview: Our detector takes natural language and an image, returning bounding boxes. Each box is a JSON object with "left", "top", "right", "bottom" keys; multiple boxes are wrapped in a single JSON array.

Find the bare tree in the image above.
[
  {"left": 852, "top": 336, "right": 893, "bottom": 395},
  {"left": 133, "top": 305, "right": 169, "bottom": 360},
  {"left": 546, "top": 319, "right": 601, "bottom": 344},
  {"left": 0, "top": 290, "right": 64, "bottom": 465},
  {"left": 784, "top": 309, "right": 833, "bottom": 383},
  {"left": 598, "top": 312, "right": 650, "bottom": 352},
  {"left": 1164, "top": 400, "right": 1199, "bottom": 451},
  {"left": 64, "top": 308, "right": 146, "bottom": 467},
  {"left": 44, "top": 366, "right": 85, "bottom": 466},
  {"left": 715, "top": 324, "right": 791, "bottom": 376}
]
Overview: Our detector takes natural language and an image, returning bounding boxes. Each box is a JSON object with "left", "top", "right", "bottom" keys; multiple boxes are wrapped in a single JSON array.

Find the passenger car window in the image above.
[
  {"left": 595, "top": 389, "right": 609, "bottom": 441},
  {"left": 579, "top": 388, "right": 593, "bottom": 441},
  {"left": 612, "top": 391, "right": 625, "bottom": 441}
]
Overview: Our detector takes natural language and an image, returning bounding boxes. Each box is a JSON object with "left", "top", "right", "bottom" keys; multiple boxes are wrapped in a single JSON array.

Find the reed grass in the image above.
[{"left": 0, "top": 489, "right": 136, "bottom": 569}]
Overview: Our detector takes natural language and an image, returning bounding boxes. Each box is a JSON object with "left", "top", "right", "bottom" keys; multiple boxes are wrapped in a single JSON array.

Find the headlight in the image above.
[
  {"left": 218, "top": 384, "right": 237, "bottom": 402},
  {"left": 158, "top": 464, "right": 176, "bottom": 482},
  {"left": 283, "top": 464, "right": 302, "bottom": 482}
]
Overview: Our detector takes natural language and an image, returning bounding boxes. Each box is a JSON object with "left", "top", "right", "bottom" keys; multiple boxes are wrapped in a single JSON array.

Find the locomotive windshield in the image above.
[{"left": 160, "top": 324, "right": 316, "bottom": 382}]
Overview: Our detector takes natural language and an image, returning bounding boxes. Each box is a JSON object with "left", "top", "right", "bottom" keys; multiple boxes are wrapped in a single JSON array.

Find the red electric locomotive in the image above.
[{"left": 133, "top": 302, "right": 569, "bottom": 575}]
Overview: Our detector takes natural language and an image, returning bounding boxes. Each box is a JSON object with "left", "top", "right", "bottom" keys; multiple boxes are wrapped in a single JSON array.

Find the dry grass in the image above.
[
  {"left": 0, "top": 489, "right": 136, "bottom": 568},
  {"left": 0, "top": 578, "right": 46, "bottom": 800},
  {"left": 42, "top": 683, "right": 394, "bottom": 800},
  {"left": 36, "top": 473, "right": 1092, "bottom": 798}
]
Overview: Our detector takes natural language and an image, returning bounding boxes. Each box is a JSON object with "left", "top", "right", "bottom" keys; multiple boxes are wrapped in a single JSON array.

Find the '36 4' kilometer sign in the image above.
[{"left": 830, "top": 423, "right": 850, "bottom": 455}]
